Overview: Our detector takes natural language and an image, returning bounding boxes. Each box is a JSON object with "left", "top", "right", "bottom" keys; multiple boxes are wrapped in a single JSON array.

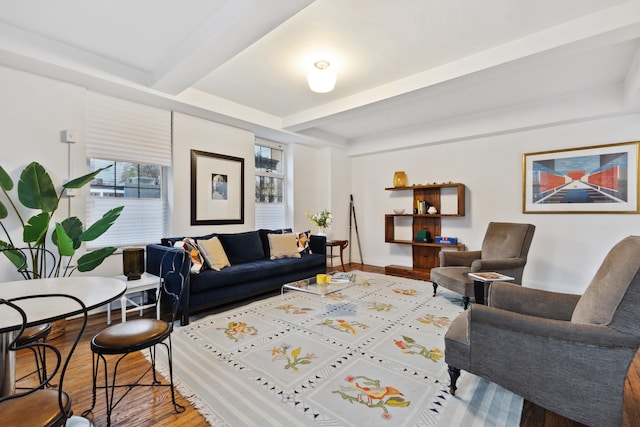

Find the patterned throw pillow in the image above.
[
  {"left": 296, "top": 230, "right": 311, "bottom": 254},
  {"left": 173, "top": 238, "right": 204, "bottom": 274}
]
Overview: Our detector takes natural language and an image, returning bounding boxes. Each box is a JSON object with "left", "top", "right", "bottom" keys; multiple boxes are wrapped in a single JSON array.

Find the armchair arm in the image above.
[
  {"left": 470, "top": 304, "right": 634, "bottom": 347},
  {"left": 309, "top": 235, "right": 327, "bottom": 257},
  {"left": 146, "top": 244, "right": 192, "bottom": 325},
  {"left": 470, "top": 257, "right": 526, "bottom": 272},
  {"left": 440, "top": 250, "right": 481, "bottom": 267},
  {"left": 489, "top": 282, "right": 580, "bottom": 320}
]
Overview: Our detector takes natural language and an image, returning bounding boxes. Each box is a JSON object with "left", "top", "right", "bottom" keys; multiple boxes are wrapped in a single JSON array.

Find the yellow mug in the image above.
[{"left": 316, "top": 274, "right": 328, "bottom": 284}]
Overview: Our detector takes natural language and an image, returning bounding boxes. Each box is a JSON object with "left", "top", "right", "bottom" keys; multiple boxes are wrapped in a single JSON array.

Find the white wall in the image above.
[
  {"left": 352, "top": 113, "right": 640, "bottom": 294},
  {"left": 0, "top": 66, "right": 108, "bottom": 282},
  {"left": 290, "top": 144, "right": 330, "bottom": 231}
]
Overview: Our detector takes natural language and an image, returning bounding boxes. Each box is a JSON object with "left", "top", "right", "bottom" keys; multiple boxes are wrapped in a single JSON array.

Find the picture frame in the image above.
[
  {"left": 191, "top": 149, "right": 244, "bottom": 225},
  {"left": 522, "top": 141, "right": 640, "bottom": 214}
]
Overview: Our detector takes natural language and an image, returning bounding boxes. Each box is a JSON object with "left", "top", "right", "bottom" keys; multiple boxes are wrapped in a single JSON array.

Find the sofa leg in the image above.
[
  {"left": 463, "top": 297, "right": 470, "bottom": 310},
  {"left": 180, "top": 313, "right": 189, "bottom": 326},
  {"left": 448, "top": 365, "right": 461, "bottom": 396},
  {"left": 432, "top": 282, "right": 438, "bottom": 297}
]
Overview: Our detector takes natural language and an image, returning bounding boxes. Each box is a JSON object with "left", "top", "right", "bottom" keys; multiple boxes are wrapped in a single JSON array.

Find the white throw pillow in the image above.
[
  {"left": 197, "top": 236, "right": 231, "bottom": 271},
  {"left": 268, "top": 233, "right": 301, "bottom": 260}
]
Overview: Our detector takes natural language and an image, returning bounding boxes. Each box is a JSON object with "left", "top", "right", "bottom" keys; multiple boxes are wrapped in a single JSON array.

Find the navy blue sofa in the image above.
[{"left": 146, "top": 229, "right": 326, "bottom": 325}]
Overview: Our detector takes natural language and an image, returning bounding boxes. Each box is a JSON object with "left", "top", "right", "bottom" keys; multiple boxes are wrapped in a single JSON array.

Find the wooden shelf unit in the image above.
[{"left": 384, "top": 183, "right": 465, "bottom": 280}]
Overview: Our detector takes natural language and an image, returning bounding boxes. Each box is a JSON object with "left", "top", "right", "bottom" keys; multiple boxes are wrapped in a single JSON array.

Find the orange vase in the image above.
[{"left": 393, "top": 171, "right": 408, "bottom": 187}]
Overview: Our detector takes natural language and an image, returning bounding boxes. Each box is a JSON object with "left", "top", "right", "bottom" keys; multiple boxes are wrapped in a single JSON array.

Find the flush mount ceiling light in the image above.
[{"left": 307, "top": 60, "right": 336, "bottom": 93}]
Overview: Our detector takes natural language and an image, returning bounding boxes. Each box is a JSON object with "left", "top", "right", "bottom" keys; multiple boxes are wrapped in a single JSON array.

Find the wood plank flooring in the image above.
[{"left": 14, "top": 263, "right": 636, "bottom": 426}]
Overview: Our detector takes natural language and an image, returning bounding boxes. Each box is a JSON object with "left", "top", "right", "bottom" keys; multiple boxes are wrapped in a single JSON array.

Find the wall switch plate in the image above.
[{"left": 60, "top": 129, "right": 78, "bottom": 143}]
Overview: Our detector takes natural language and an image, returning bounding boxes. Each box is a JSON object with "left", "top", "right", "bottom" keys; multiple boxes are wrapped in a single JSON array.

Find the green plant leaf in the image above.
[
  {"left": 53, "top": 223, "right": 75, "bottom": 257},
  {"left": 80, "top": 206, "right": 124, "bottom": 242},
  {"left": 0, "top": 241, "right": 26, "bottom": 270},
  {"left": 18, "top": 162, "right": 58, "bottom": 212},
  {"left": 76, "top": 247, "right": 116, "bottom": 272},
  {"left": 0, "top": 200, "right": 7, "bottom": 219},
  {"left": 0, "top": 166, "right": 14, "bottom": 191},
  {"left": 23, "top": 212, "right": 51, "bottom": 244},
  {"left": 53, "top": 217, "right": 83, "bottom": 250},
  {"left": 63, "top": 165, "right": 112, "bottom": 189}
]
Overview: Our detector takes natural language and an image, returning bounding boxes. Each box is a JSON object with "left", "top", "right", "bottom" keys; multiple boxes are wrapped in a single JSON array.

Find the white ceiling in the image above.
[{"left": 1, "top": 0, "right": 640, "bottom": 151}]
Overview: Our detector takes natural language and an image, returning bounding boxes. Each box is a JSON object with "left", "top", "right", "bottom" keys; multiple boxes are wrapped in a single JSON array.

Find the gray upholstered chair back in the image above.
[
  {"left": 572, "top": 235, "right": 640, "bottom": 336},
  {"left": 480, "top": 222, "right": 536, "bottom": 262}
]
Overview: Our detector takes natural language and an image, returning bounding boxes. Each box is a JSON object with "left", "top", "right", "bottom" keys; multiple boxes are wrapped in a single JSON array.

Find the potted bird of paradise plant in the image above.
[{"left": 0, "top": 162, "right": 123, "bottom": 336}]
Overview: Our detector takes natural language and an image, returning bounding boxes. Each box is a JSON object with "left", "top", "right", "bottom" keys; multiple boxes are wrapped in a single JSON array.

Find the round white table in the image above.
[{"left": 0, "top": 276, "right": 126, "bottom": 396}]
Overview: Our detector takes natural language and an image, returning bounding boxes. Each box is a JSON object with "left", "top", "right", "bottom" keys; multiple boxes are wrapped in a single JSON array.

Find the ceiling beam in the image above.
[
  {"left": 624, "top": 44, "right": 640, "bottom": 106},
  {"left": 149, "top": 0, "right": 314, "bottom": 95}
]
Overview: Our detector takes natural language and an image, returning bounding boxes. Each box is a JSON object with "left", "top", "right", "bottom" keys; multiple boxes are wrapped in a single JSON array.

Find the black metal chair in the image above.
[
  {"left": 1, "top": 248, "right": 56, "bottom": 389},
  {"left": 82, "top": 249, "right": 188, "bottom": 426},
  {"left": 0, "top": 293, "right": 88, "bottom": 426},
  {"left": 15, "top": 322, "right": 52, "bottom": 388}
]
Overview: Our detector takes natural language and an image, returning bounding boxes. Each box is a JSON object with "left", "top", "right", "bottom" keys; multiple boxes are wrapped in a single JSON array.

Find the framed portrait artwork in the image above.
[
  {"left": 191, "top": 149, "right": 245, "bottom": 225},
  {"left": 522, "top": 141, "right": 640, "bottom": 213}
]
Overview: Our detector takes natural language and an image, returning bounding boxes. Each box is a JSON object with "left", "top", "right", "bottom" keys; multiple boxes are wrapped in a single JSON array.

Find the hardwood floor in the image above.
[{"left": 14, "top": 263, "right": 634, "bottom": 426}]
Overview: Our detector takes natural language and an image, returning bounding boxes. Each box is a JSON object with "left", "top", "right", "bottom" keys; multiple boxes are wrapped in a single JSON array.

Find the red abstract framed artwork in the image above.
[{"left": 522, "top": 141, "right": 640, "bottom": 213}]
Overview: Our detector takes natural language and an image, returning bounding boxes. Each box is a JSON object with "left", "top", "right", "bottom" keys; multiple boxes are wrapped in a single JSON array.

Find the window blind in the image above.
[
  {"left": 86, "top": 92, "right": 171, "bottom": 166},
  {"left": 255, "top": 203, "right": 287, "bottom": 229},
  {"left": 86, "top": 92, "right": 171, "bottom": 247}
]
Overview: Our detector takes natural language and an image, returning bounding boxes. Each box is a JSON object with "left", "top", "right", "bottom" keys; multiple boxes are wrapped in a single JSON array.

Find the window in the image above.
[
  {"left": 86, "top": 92, "right": 171, "bottom": 247},
  {"left": 87, "top": 159, "right": 167, "bottom": 248},
  {"left": 255, "top": 141, "right": 286, "bottom": 229},
  {"left": 89, "top": 160, "right": 161, "bottom": 199}
]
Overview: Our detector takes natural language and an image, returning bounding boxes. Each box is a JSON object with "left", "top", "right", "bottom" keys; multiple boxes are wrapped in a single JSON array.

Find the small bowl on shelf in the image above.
[{"left": 393, "top": 209, "right": 405, "bottom": 214}]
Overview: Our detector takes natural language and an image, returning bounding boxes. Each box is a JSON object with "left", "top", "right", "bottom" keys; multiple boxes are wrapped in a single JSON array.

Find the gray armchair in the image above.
[
  {"left": 430, "top": 222, "right": 535, "bottom": 308},
  {"left": 445, "top": 235, "right": 640, "bottom": 427}
]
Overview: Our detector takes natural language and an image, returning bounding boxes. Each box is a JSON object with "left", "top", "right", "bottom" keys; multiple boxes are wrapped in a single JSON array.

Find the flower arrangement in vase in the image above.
[{"left": 305, "top": 209, "right": 332, "bottom": 235}]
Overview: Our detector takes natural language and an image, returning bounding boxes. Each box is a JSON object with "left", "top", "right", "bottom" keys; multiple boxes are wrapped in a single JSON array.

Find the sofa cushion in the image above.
[
  {"left": 218, "top": 231, "right": 265, "bottom": 264},
  {"left": 268, "top": 233, "right": 301, "bottom": 260},
  {"left": 197, "top": 236, "right": 231, "bottom": 271},
  {"left": 188, "top": 252, "right": 325, "bottom": 294}
]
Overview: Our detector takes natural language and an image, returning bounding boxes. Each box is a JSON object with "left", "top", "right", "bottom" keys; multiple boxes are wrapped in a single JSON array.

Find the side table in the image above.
[
  {"left": 326, "top": 239, "right": 349, "bottom": 272},
  {"left": 109, "top": 273, "right": 161, "bottom": 324},
  {"left": 467, "top": 272, "right": 514, "bottom": 305}
]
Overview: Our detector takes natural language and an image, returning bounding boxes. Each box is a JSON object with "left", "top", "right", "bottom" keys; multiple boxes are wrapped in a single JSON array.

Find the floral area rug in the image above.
[{"left": 156, "top": 272, "right": 523, "bottom": 426}]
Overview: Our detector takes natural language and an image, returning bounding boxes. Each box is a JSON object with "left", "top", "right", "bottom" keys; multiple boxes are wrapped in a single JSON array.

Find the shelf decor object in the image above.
[{"left": 393, "top": 171, "right": 408, "bottom": 187}]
